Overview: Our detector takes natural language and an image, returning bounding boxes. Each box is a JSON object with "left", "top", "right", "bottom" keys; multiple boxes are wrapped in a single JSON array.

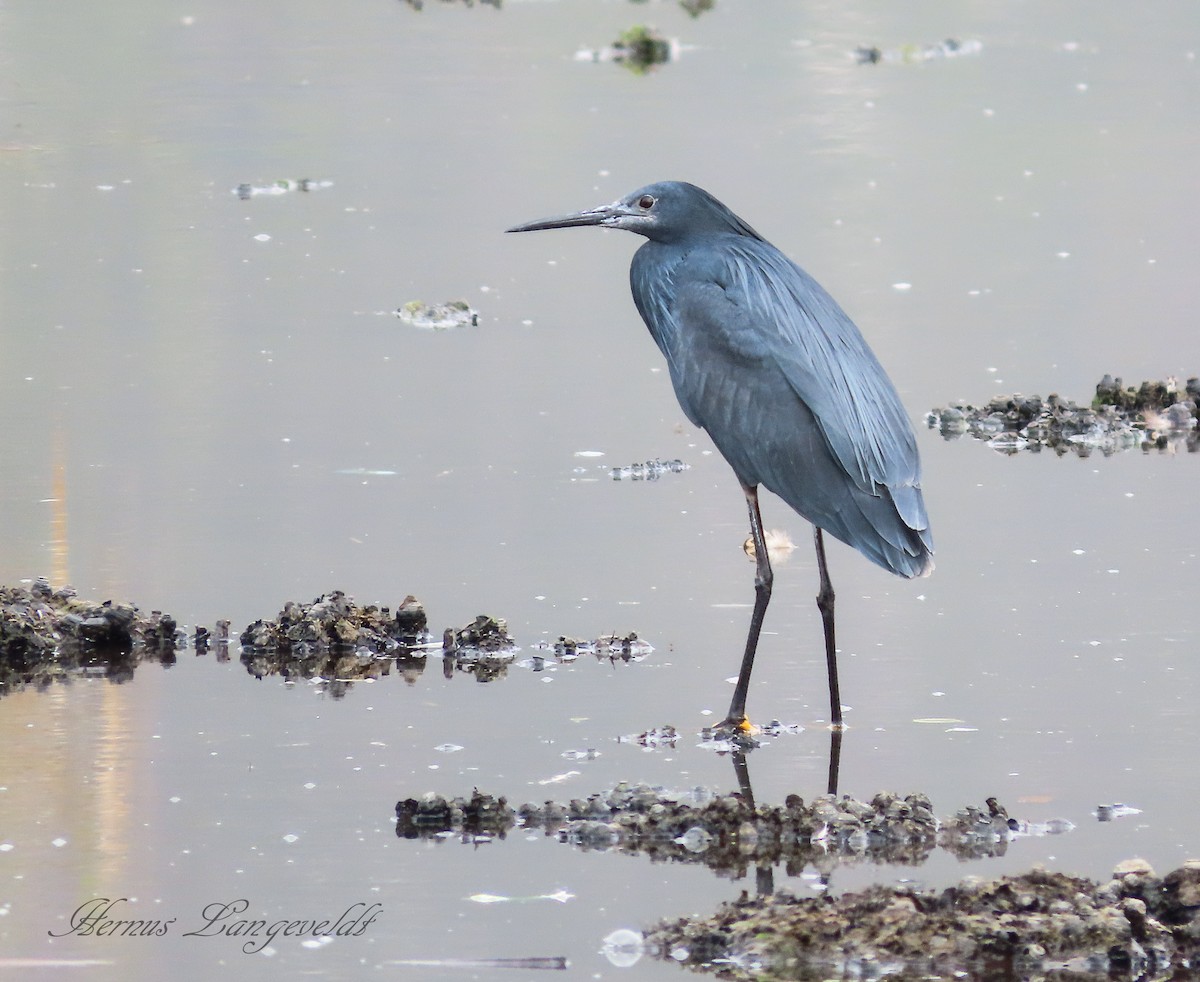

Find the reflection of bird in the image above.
[{"left": 508, "top": 181, "right": 933, "bottom": 731}]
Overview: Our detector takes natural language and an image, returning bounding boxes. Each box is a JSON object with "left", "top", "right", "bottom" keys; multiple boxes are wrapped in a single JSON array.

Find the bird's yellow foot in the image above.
[{"left": 708, "top": 715, "right": 761, "bottom": 748}]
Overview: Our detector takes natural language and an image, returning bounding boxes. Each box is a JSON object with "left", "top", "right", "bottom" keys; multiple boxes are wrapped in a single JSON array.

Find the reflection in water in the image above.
[
  {"left": 50, "top": 433, "right": 69, "bottom": 588},
  {"left": 0, "top": 579, "right": 652, "bottom": 700},
  {"left": 0, "top": 580, "right": 181, "bottom": 699},
  {"left": 392, "top": 771, "right": 1046, "bottom": 879},
  {"left": 388, "top": 760, "right": 1116, "bottom": 978},
  {"left": 386, "top": 956, "right": 567, "bottom": 970}
]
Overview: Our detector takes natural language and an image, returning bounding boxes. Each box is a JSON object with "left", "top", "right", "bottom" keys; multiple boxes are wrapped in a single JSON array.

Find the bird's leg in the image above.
[
  {"left": 722, "top": 485, "right": 772, "bottom": 733},
  {"left": 814, "top": 527, "right": 843, "bottom": 729}
]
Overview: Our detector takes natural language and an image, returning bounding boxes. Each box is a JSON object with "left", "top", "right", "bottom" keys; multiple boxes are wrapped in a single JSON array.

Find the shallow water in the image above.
[{"left": 1, "top": 2, "right": 1198, "bottom": 979}]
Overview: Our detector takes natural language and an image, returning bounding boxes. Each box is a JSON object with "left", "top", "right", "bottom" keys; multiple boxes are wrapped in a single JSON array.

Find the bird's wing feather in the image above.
[
  {"left": 680, "top": 238, "right": 921, "bottom": 491},
  {"left": 632, "top": 236, "right": 932, "bottom": 575},
  {"left": 723, "top": 239, "right": 920, "bottom": 490}
]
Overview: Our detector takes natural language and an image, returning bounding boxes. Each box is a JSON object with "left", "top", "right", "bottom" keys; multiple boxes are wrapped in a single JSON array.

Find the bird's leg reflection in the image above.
[
  {"left": 729, "top": 749, "right": 775, "bottom": 896},
  {"left": 814, "top": 527, "right": 843, "bottom": 729},
  {"left": 722, "top": 485, "right": 772, "bottom": 731},
  {"left": 819, "top": 721, "right": 844, "bottom": 892},
  {"left": 726, "top": 732, "right": 843, "bottom": 896},
  {"left": 730, "top": 748, "right": 755, "bottom": 808},
  {"left": 827, "top": 725, "right": 842, "bottom": 796}
]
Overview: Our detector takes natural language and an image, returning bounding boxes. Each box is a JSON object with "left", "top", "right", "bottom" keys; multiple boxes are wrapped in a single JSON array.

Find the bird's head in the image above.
[{"left": 507, "top": 181, "right": 762, "bottom": 244}]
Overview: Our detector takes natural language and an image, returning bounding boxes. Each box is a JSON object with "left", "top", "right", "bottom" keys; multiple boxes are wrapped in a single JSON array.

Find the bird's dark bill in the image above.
[{"left": 506, "top": 206, "right": 614, "bottom": 233}]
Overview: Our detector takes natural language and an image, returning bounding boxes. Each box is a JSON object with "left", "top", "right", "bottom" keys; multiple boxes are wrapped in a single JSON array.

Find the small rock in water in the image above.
[
  {"left": 576, "top": 25, "right": 676, "bottom": 74},
  {"left": 395, "top": 299, "right": 479, "bottom": 330},
  {"left": 856, "top": 37, "right": 982, "bottom": 64},
  {"left": 561, "top": 749, "right": 600, "bottom": 761},
  {"left": 610, "top": 458, "right": 689, "bottom": 481},
  {"left": 1113, "top": 857, "right": 1156, "bottom": 879},
  {"left": 1096, "top": 802, "right": 1143, "bottom": 822},
  {"left": 233, "top": 178, "right": 332, "bottom": 199}
]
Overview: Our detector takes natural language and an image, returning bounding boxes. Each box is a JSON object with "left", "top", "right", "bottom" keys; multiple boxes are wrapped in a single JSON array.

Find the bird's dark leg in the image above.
[
  {"left": 814, "top": 527, "right": 843, "bottom": 729},
  {"left": 723, "top": 485, "right": 772, "bottom": 731}
]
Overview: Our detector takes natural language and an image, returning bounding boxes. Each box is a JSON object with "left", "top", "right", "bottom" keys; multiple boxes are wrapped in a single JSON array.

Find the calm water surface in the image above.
[{"left": 1, "top": 2, "right": 1197, "bottom": 979}]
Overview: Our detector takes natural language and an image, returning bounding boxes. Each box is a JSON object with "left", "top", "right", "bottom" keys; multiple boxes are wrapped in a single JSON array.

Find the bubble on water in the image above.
[{"left": 602, "top": 929, "right": 645, "bottom": 968}]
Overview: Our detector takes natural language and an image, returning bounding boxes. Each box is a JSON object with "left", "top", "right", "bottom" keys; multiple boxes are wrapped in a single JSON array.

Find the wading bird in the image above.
[{"left": 507, "top": 181, "right": 933, "bottom": 732}]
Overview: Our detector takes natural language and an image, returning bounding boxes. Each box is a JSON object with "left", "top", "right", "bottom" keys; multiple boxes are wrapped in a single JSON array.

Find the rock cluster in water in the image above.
[
  {"left": 395, "top": 789, "right": 514, "bottom": 840},
  {"left": 0, "top": 579, "right": 185, "bottom": 696},
  {"left": 239, "top": 591, "right": 429, "bottom": 654},
  {"left": 647, "top": 858, "right": 1200, "bottom": 980},
  {"left": 390, "top": 782, "right": 1194, "bottom": 976},
  {"left": 3, "top": 580, "right": 176, "bottom": 652},
  {"left": 393, "top": 784, "right": 1197, "bottom": 975},
  {"left": 1, "top": 581, "right": 648, "bottom": 697},
  {"left": 441, "top": 614, "right": 514, "bottom": 656},
  {"left": 394, "top": 784, "right": 1073, "bottom": 870},
  {"left": 0, "top": 578, "right": 181, "bottom": 657},
  {"left": 928, "top": 376, "right": 1200, "bottom": 455},
  {"left": 238, "top": 591, "right": 431, "bottom": 691}
]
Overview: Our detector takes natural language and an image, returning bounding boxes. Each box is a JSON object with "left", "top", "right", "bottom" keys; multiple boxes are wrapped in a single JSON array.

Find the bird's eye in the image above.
[{"left": 637, "top": 194, "right": 655, "bottom": 210}]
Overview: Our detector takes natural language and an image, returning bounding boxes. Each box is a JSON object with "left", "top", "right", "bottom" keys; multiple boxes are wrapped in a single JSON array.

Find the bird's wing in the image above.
[
  {"left": 650, "top": 238, "right": 932, "bottom": 576},
  {"left": 703, "top": 237, "right": 921, "bottom": 494},
  {"left": 630, "top": 236, "right": 931, "bottom": 574}
]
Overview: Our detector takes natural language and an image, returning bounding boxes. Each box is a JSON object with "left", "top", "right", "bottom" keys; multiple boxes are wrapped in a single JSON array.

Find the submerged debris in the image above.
[
  {"left": 928, "top": 376, "right": 1200, "bottom": 456},
  {"left": 399, "top": 0, "right": 500, "bottom": 9},
  {"left": 855, "top": 37, "right": 982, "bottom": 64},
  {"left": 394, "top": 299, "right": 479, "bottom": 329},
  {"left": 622, "top": 725, "right": 679, "bottom": 749},
  {"left": 528, "top": 632, "right": 653, "bottom": 662},
  {"left": 610, "top": 458, "right": 689, "bottom": 480},
  {"left": 646, "top": 859, "right": 1200, "bottom": 980},
  {"left": 232, "top": 178, "right": 332, "bottom": 199}
]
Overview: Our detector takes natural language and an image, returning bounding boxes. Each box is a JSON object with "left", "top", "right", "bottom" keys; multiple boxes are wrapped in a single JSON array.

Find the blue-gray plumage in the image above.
[{"left": 508, "top": 181, "right": 933, "bottom": 732}]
